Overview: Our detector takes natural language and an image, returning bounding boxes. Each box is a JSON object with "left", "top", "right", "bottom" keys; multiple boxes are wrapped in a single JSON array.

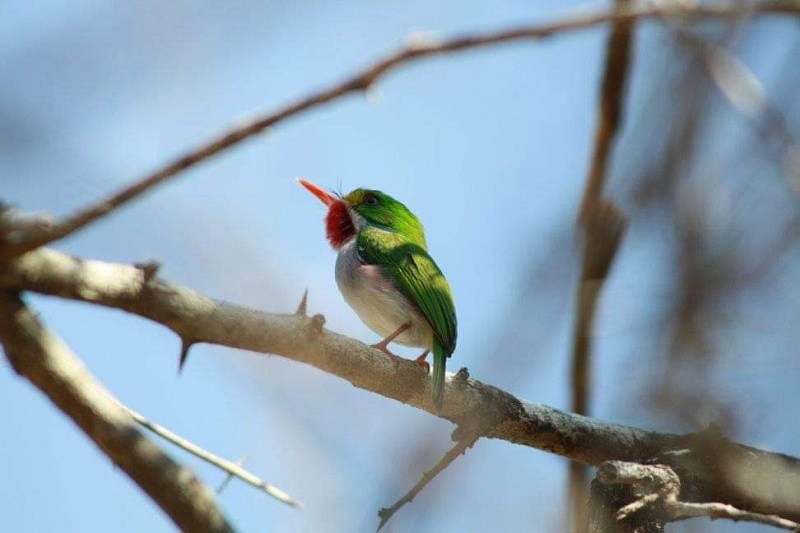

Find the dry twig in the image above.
[{"left": 377, "top": 434, "right": 479, "bottom": 531}]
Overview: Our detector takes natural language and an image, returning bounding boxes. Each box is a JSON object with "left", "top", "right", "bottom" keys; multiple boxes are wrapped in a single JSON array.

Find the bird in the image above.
[{"left": 298, "top": 179, "right": 457, "bottom": 408}]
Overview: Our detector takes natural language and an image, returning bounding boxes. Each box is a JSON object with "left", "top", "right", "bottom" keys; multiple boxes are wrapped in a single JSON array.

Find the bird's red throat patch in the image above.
[{"left": 325, "top": 200, "right": 356, "bottom": 249}]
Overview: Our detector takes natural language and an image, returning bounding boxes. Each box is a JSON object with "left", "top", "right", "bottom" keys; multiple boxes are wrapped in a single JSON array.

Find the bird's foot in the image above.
[
  {"left": 414, "top": 350, "right": 430, "bottom": 374},
  {"left": 371, "top": 324, "right": 412, "bottom": 369},
  {"left": 371, "top": 342, "right": 402, "bottom": 368}
]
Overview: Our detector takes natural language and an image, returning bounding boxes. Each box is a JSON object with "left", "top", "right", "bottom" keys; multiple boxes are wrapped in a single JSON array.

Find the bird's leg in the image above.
[
  {"left": 414, "top": 350, "right": 430, "bottom": 374},
  {"left": 371, "top": 323, "right": 411, "bottom": 365}
]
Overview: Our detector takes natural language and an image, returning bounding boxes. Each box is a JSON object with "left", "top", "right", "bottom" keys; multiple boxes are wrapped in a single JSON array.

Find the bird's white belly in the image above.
[{"left": 335, "top": 241, "right": 432, "bottom": 349}]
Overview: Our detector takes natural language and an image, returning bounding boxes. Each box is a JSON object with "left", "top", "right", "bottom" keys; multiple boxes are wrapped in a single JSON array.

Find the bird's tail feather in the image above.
[{"left": 432, "top": 341, "right": 446, "bottom": 409}]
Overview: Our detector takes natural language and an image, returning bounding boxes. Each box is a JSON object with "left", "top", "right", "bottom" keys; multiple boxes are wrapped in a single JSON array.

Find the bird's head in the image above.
[{"left": 297, "top": 179, "right": 426, "bottom": 250}]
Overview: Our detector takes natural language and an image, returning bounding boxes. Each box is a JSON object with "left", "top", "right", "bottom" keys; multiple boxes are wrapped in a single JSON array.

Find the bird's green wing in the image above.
[{"left": 357, "top": 227, "right": 457, "bottom": 355}]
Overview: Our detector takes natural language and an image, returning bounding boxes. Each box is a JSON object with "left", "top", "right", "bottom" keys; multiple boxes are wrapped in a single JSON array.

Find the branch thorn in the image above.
[
  {"left": 178, "top": 338, "right": 196, "bottom": 375},
  {"left": 295, "top": 289, "right": 308, "bottom": 316},
  {"left": 135, "top": 261, "right": 162, "bottom": 283},
  {"left": 310, "top": 314, "right": 326, "bottom": 336}
]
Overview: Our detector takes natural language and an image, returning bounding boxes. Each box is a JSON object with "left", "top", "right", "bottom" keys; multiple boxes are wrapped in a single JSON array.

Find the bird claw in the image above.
[
  {"left": 371, "top": 342, "right": 402, "bottom": 369},
  {"left": 414, "top": 350, "right": 430, "bottom": 374},
  {"left": 371, "top": 341, "right": 393, "bottom": 354}
]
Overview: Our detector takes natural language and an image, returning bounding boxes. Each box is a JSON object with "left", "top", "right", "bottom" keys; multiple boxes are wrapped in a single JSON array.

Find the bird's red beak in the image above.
[{"left": 297, "top": 179, "right": 338, "bottom": 207}]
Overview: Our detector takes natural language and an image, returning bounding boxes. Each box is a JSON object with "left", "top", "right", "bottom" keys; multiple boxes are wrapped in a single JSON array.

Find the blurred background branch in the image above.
[
  {"left": 0, "top": 291, "right": 234, "bottom": 532},
  {"left": 570, "top": 0, "right": 634, "bottom": 528},
  {"left": 1, "top": 1, "right": 796, "bottom": 263}
]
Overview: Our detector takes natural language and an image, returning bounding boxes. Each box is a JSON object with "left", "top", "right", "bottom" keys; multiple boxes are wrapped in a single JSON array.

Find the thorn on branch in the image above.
[
  {"left": 309, "top": 314, "right": 326, "bottom": 337},
  {"left": 178, "top": 338, "right": 197, "bottom": 374},
  {"left": 295, "top": 289, "right": 308, "bottom": 316},
  {"left": 454, "top": 367, "right": 470, "bottom": 384},
  {"left": 134, "top": 261, "right": 162, "bottom": 283}
]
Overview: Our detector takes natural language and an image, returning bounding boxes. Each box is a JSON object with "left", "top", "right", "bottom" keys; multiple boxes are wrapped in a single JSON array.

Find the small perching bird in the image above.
[{"left": 298, "top": 179, "right": 457, "bottom": 408}]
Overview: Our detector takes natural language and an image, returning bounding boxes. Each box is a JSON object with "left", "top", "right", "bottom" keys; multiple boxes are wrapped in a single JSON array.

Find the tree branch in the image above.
[
  {"left": 121, "top": 403, "right": 300, "bottom": 507},
  {"left": 595, "top": 461, "right": 800, "bottom": 531},
  {"left": 377, "top": 432, "right": 479, "bottom": 531},
  {"left": 3, "top": 247, "right": 800, "bottom": 522},
  {"left": 1, "top": 1, "right": 798, "bottom": 261},
  {"left": 0, "top": 291, "right": 234, "bottom": 532}
]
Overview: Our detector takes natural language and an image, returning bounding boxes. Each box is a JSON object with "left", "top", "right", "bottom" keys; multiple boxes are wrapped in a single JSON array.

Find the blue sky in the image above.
[{"left": 3, "top": 1, "right": 799, "bottom": 532}]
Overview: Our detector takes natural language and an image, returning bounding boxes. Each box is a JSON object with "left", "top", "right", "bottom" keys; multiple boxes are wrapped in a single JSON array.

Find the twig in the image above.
[
  {"left": 670, "top": 501, "right": 800, "bottom": 531},
  {"left": 570, "top": 0, "right": 634, "bottom": 526},
  {"left": 377, "top": 434, "right": 479, "bottom": 531},
  {"left": 596, "top": 461, "right": 800, "bottom": 531},
  {"left": 0, "top": 291, "right": 234, "bottom": 532},
  {"left": 120, "top": 404, "right": 301, "bottom": 507},
  {"left": 1, "top": 1, "right": 798, "bottom": 262},
  {"left": 5, "top": 247, "right": 800, "bottom": 522}
]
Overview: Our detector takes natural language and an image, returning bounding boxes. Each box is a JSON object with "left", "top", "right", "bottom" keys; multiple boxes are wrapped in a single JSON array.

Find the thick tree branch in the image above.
[
  {"left": 0, "top": 291, "right": 234, "bottom": 532},
  {"left": 3, "top": 247, "right": 800, "bottom": 522},
  {"left": 1, "top": 1, "right": 798, "bottom": 262}
]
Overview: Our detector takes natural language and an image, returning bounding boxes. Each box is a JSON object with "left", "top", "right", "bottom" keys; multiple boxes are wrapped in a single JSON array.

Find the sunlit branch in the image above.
[{"left": 3, "top": 247, "right": 800, "bottom": 523}]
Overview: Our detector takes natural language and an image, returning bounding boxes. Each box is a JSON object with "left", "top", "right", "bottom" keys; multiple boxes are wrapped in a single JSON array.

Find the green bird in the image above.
[{"left": 298, "top": 179, "right": 457, "bottom": 408}]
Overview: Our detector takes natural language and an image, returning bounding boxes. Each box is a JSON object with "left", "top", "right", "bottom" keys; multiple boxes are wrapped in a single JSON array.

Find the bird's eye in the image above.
[{"left": 364, "top": 195, "right": 379, "bottom": 206}]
